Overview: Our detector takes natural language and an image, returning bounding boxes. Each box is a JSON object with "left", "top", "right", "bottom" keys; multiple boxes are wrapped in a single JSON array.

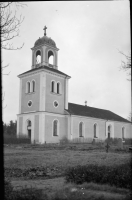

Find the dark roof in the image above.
[
  {"left": 66, "top": 103, "right": 131, "bottom": 123},
  {"left": 18, "top": 65, "right": 71, "bottom": 78}
]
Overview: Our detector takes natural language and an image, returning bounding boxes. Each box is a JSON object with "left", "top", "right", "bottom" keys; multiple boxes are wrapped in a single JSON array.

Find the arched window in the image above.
[
  {"left": 27, "top": 82, "right": 30, "bottom": 93},
  {"left": 79, "top": 122, "right": 83, "bottom": 137},
  {"left": 57, "top": 82, "right": 60, "bottom": 94},
  {"left": 94, "top": 124, "right": 97, "bottom": 138},
  {"left": 36, "top": 50, "right": 41, "bottom": 64},
  {"left": 51, "top": 81, "right": 55, "bottom": 93},
  {"left": 32, "top": 80, "right": 35, "bottom": 92},
  {"left": 108, "top": 125, "right": 111, "bottom": 139},
  {"left": 53, "top": 120, "right": 58, "bottom": 136},
  {"left": 48, "top": 50, "right": 54, "bottom": 66},
  {"left": 122, "top": 127, "right": 125, "bottom": 140},
  {"left": 27, "top": 120, "right": 31, "bottom": 127}
]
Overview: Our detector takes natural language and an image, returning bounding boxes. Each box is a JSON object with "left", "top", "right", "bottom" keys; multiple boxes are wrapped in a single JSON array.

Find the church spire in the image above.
[{"left": 43, "top": 25, "right": 47, "bottom": 36}]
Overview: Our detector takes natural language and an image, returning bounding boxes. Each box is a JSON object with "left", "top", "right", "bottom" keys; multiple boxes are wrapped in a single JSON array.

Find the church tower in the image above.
[
  {"left": 31, "top": 26, "right": 59, "bottom": 69},
  {"left": 17, "top": 27, "right": 71, "bottom": 144}
]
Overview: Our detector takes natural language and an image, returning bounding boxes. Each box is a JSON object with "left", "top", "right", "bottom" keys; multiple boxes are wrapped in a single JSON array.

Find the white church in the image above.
[{"left": 17, "top": 26, "right": 132, "bottom": 144}]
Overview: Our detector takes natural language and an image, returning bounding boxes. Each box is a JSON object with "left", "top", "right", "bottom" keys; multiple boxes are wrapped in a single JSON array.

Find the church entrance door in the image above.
[
  {"left": 28, "top": 129, "right": 31, "bottom": 140},
  {"left": 27, "top": 120, "right": 32, "bottom": 142}
]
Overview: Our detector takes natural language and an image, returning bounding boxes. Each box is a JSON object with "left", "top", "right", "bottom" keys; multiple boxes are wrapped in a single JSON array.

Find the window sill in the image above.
[
  {"left": 53, "top": 135, "right": 58, "bottom": 137},
  {"left": 50, "top": 92, "right": 62, "bottom": 96},
  {"left": 94, "top": 137, "right": 98, "bottom": 139},
  {"left": 25, "top": 92, "right": 35, "bottom": 95},
  {"left": 79, "top": 136, "right": 84, "bottom": 138}
]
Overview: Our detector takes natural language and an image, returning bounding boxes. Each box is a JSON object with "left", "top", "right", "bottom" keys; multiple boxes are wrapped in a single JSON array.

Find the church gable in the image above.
[{"left": 18, "top": 65, "right": 71, "bottom": 78}]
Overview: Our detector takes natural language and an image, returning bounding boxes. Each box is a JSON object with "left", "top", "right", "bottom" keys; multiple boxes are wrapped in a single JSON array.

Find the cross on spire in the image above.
[{"left": 43, "top": 26, "right": 47, "bottom": 36}]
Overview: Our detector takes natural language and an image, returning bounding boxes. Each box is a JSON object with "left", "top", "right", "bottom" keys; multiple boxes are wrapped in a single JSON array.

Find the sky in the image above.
[{"left": 2, "top": 1, "right": 131, "bottom": 124}]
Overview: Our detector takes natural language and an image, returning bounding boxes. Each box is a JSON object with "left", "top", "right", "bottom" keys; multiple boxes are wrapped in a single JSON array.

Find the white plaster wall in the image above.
[
  {"left": 21, "top": 73, "right": 40, "bottom": 113},
  {"left": 45, "top": 73, "right": 65, "bottom": 114},
  {"left": 114, "top": 121, "right": 132, "bottom": 139},
  {"left": 71, "top": 115, "right": 106, "bottom": 141},
  {"left": 45, "top": 113, "right": 68, "bottom": 143}
]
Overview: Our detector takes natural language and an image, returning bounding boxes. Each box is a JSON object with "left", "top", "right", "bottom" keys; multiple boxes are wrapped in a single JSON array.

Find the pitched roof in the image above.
[
  {"left": 18, "top": 65, "right": 71, "bottom": 78},
  {"left": 66, "top": 103, "right": 131, "bottom": 123}
]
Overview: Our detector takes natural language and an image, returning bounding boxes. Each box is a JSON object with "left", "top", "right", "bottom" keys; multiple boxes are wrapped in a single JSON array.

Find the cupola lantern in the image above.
[{"left": 31, "top": 26, "right": 59, "bottom": 70}]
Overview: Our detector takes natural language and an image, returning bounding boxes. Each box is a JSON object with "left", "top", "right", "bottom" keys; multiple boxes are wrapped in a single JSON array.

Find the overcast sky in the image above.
[{"left": 2, "top": 1, "right": 131, "bottom": 124}]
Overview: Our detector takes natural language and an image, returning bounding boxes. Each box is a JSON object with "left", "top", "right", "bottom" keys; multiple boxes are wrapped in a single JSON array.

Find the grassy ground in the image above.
[
  {"left": 4, "top": 143, "right": 132, "bottom": 200},
  {"left": 4, "top": 143, "right": 131, "bottom": 169}
]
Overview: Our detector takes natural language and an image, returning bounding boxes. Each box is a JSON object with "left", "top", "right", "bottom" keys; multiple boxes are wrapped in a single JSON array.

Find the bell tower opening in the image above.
[
  {"left": 36, "top": 50, "right": 41, "bottom": 65},
  {"left": 48, "top": 50, "right": 54, "bottom": 66}
]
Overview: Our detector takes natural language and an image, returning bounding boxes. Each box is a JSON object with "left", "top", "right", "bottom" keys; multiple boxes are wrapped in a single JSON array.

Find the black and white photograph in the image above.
[{"left": 2, "top": 1, "right": 131, "bottom": 200}]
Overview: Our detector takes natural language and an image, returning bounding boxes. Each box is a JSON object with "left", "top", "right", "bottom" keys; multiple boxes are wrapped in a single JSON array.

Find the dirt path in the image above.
[{"left": 11, "top": 177, "right": 129, "bottom": 200}]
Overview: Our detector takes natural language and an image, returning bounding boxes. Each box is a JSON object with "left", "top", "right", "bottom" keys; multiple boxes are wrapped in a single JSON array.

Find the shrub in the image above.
[
  {"left": 60, "top": 136, "right": 70, "bottom": 144},
  {"left": 65, "top": 162, "right": 132, "bottom": 189},
  {"left": 5, "top": 167, "right": 47, "bottom": 179},
  {"left": 4, "top": 178, "right": 14, "bottom": 200},
  {"left": 4, "top": 135, "right": 30, "bottom": 144},
  {"left": 105, "top": 138, "right": 119, "bottom": 145},
  {"left": 105, "top": 138, "right": 132, "bottom": 146},
  {"left": 124, "top": 138, "right": 132, "bottom": 145}
]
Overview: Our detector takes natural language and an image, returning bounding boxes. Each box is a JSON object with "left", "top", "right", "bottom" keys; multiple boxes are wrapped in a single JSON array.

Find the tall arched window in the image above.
[
  {"left": 94, "top": 124, "right": 97, "bottom": 138},
  {"left": 57, "top": 82, "right": 60, "bottom": 94},
  {"left": 27, "top": 120, "right": 31, "bottom": 127},
  {"left": 32, "top": 80, "right": 35, "bottom": 92},
  {"left": 27, "top": 82, "right": 30, "bottom": 93},
  {"left": 53, "top": 120, "right": 58, "bottom": 136},
  {"left": 108, "top": 125, "right": 111, "bottom": 139},
  {"left": 122, "top": 127, "right": 125, "bottom": 140},
  {"left": 51, "top": 81, "right": 55, "bottom": 93},
  {"left": 79, "top": 122, "right": 83, "bottom": 137}
]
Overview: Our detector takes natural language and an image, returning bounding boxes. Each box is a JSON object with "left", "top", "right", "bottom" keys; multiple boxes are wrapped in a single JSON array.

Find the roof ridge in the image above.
[
  {"left": 68, "top": 102, "right": 110, "bottom": 112},
  {"left": 68, "top": 102, "right": 131, "bottom": 123}
]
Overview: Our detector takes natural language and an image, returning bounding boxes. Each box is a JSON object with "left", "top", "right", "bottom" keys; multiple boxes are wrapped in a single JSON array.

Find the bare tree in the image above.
[
  {"left": 119, "top": 50, "right": 131, "bottom": 81},
  {"left": 1, "top": 2, "right": 26, "bottom": 108},
  {"left": 1, "top": 2, "right": 26, "bottom": 50}
]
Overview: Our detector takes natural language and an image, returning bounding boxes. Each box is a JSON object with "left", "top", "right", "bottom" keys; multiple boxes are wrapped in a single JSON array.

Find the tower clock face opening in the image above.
[
  {"left": 54, "top": 101, "right": 59, "bottom": 108},
  {"left": 28, "top": 100, "right": 32, "bottom": 107}
]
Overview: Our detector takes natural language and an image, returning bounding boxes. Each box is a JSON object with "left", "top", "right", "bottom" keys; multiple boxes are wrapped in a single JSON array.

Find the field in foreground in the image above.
[{"left": 4, "top": 143, "right": 132, "bottom": 200}]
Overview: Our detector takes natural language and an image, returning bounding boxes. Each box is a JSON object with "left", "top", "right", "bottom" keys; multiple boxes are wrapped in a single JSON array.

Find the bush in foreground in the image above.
[
  {"left": 65, "top": 162, "right": 132, "bottom": 189},
  {"left": 4, "top": 179, "right": 46, "bottom": 200}
]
